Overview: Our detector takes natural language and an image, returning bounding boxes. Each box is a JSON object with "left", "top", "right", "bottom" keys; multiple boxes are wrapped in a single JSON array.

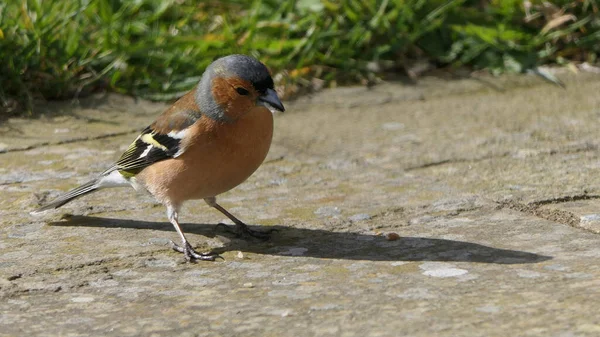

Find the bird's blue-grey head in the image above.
[{"left": 196, "top": 54, "right": 285, "bottom": 121}]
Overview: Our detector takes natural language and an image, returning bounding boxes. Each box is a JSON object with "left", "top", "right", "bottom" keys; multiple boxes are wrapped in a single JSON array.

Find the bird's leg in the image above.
[
  {"left": 167, "top": 205, "right": 220, "bottom": 261},
  {"left": 204, "top": 197, "right": 276, "bottom": 240}
]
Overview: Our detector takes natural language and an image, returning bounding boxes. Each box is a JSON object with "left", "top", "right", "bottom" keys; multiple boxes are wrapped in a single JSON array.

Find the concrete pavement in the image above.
[{"left": 2, "top": 71, "right": 600, "bottom": 336}]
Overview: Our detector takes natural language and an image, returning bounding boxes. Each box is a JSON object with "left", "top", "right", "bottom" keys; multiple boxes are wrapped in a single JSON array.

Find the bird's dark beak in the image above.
[{"left": 259, "top": 88, "right": 285, "bottom": 112}]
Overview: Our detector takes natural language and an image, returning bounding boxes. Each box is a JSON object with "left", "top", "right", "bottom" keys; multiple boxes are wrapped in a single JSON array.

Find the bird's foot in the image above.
[
  {"left": 170, "top": 241, "right": 221, "bottom": 262},
  {"left": 216, "top": 222, "right": 276, "bottom": 240}
]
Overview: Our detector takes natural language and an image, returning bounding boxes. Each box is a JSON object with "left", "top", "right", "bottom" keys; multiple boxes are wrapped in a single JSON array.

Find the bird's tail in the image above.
[{"left": 30, "top": 179, "right": 99, "bottom": 215}]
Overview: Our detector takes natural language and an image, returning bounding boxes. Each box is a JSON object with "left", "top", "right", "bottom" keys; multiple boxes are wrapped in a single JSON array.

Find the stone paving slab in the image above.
[
  {"left": 2, "top": 71, "right": 600, "bottom": 336},
  {"left": 0, "top": 95, "right": 165, "bottom": 152}
]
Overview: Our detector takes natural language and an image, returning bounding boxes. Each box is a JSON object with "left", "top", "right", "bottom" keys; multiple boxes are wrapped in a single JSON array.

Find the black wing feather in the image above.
[{"left": 104, "top": 126, "right": 182, "bottom": 177}]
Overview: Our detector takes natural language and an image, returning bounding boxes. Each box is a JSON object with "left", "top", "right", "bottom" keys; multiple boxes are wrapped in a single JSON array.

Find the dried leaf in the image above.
[{"left": 540, "top": 14, "right": 576, "bottom": 34}]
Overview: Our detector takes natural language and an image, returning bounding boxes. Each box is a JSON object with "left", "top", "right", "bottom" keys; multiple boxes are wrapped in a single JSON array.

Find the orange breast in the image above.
[{"left": 137, "top": 106, "right": 274, "bottom": 206}]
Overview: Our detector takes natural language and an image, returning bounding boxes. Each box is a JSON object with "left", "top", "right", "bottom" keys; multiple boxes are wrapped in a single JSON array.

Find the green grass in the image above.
[{"left": 1, "top": 0, "right": 599, "bottom": 115}]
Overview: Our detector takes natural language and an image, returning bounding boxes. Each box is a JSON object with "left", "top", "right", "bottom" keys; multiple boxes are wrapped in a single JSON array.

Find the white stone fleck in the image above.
[
  {"left": 279, "top": 247, "right": 308, "bottom": 256},
  {"left": 408, "top": 215, "right": 435, "bottom": 226},
  {"left": 580, "top": 214, "right": 600, "bottom": 222},
  {"left": 423, "top": 268, "right": 468, "bottom": 278},
  {"left": 419, "top": 262, "right": 468, "bottom": 278},
  {"left": 544, "top": 264, "right": 569, "bottom": 272},
  {"left": 579, "top": 214, "right": 600, "bottom": 233},
  {"left": 268, "top": 309, "right": 294, "bottom": 317},
  {"left": 390, "top": 261, "right": 408, "bottom": 266},
  {"left": 381, "top": 122, "right": 405, "bottom": 130},
  {"left": 314, "top": 206, "right": 341, "bottom": 218},
  {"left": 476, "top": 305, "right": 501, "bottom": 313},
  {"left": 71, "top": 297, "right": 95, "bottom": 303},
  {"left": 516, "top": 269, "right": 544, "bottom": 278}
]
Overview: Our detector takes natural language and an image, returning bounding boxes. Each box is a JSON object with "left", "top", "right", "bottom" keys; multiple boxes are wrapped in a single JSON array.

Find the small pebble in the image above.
[
  {"left": 386, "top": 232, "right": 400, "bottom": 241},
  {"left": 243, "top": 282, "right": 254, "bottom": 288},
  {"left": 236, "top": 251, "right": 244, "bottom": 259}
]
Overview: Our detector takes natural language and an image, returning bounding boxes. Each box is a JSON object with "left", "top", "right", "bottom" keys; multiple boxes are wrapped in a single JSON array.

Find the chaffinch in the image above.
[{"left": 32, "top": 54, "right": 285, "bottom": 261}]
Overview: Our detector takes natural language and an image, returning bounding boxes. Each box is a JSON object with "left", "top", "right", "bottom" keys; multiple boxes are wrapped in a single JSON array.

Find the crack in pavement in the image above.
[
  {"left": 1, "top": 252, "right": 157, "bottom": 299},
  {"left": 0, "top": 129, "right": 141, "bottom": 154},
  {"left": 499, "top": 200, "right": 580, "bottom": 228},
  {"left": 405, "top": 153, "right": 510, "bottom": 171},
  {"left": 497, "top": 195, "right": 600, "bottom": 234},
  {"left": 405, "top": 141, "right": 599, "bottom": 172},
  {"left": 529, "top": 194, "right": 600, "bottom": 206}
]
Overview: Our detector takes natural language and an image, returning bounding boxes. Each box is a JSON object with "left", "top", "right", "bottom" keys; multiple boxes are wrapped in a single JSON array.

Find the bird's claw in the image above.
[{"left": 170, "top": 240, "right": 222, "bottom": 261}]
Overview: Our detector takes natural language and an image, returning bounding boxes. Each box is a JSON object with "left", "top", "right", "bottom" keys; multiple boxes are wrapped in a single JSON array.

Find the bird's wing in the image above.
[
  {"left": 106, "top": 126, "right": 182, "bottom": 177},
  {"left": 105, "top": 97, "right": 202, "bottom": 177}
]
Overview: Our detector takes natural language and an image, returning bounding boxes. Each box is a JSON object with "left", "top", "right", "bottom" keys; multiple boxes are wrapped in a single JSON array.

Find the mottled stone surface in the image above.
[{"left": 3, "top": 72, "right": 600, "bottom": 336}]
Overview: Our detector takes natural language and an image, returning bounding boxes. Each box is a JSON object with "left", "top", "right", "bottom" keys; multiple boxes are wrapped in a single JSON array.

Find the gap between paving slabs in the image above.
[{"left": 404, "top": 142, "right": 600, "bottom": 235}]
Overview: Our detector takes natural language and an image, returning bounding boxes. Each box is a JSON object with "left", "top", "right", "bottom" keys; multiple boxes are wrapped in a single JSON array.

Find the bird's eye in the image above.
[{"left": 236, "top": 87, "right": 250, "bottom": 96}]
